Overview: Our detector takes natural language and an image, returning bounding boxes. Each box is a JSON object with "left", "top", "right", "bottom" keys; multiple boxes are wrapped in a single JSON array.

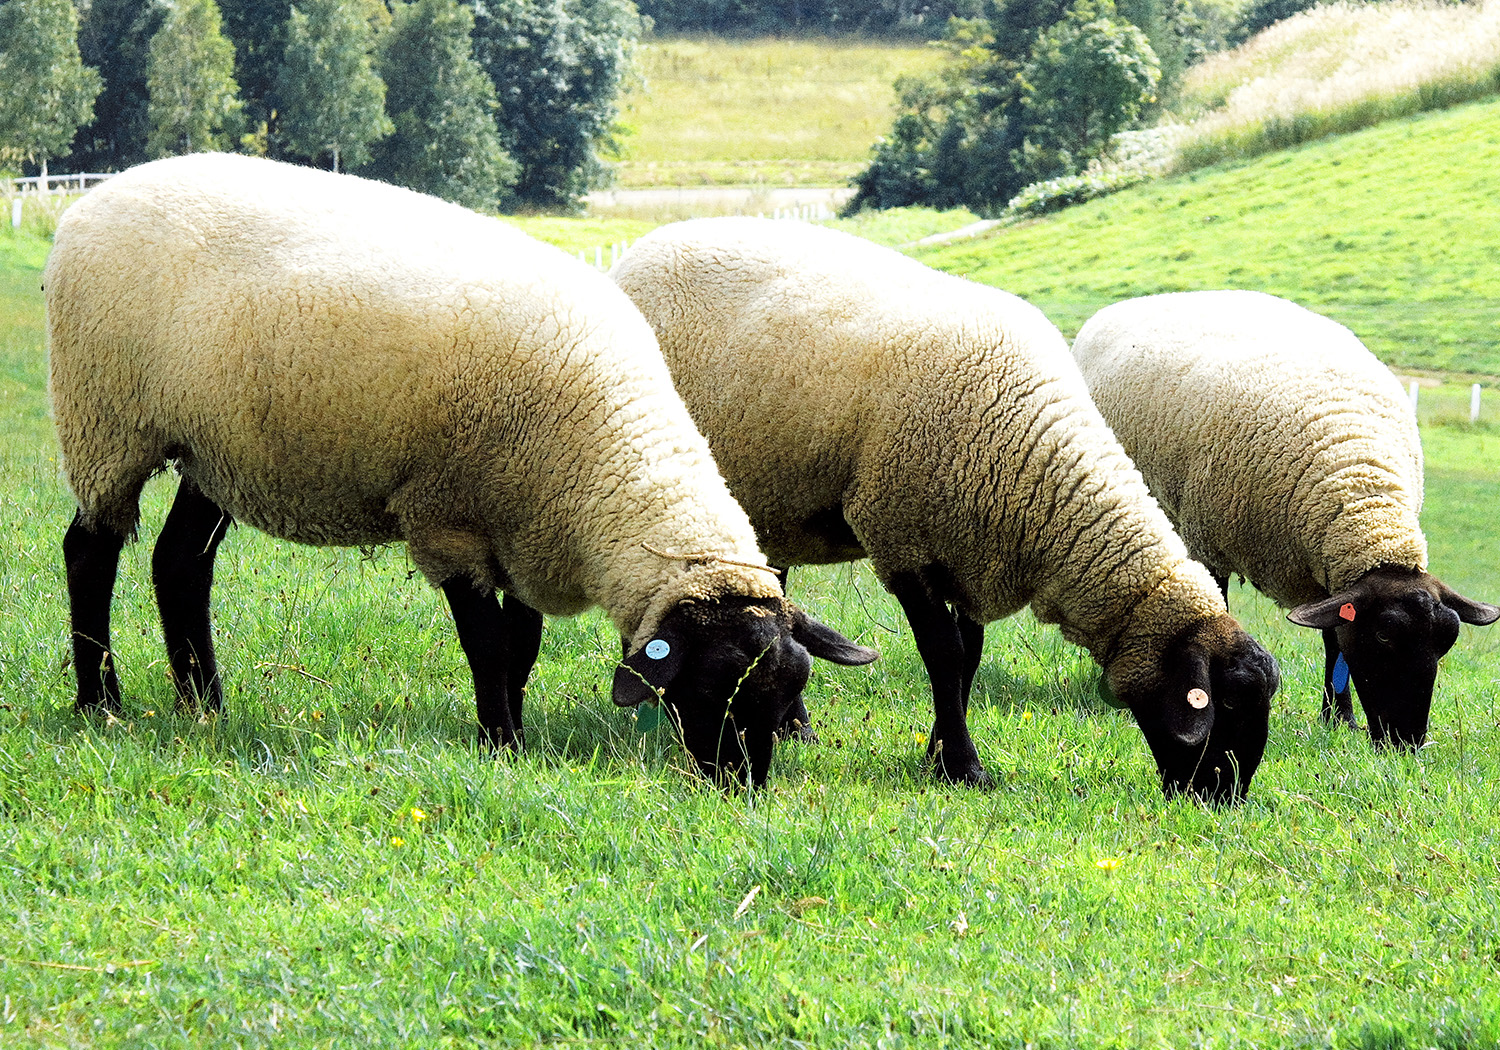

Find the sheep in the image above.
[
  {"left": 611, "top": 217, "right": 1280, "bottom": 802},
  {"left": 1071, "top": 290, "right": 1498, "bottom": 748},
  {"left": 46, "top": 153, "right": 876, "bottom": 785}
]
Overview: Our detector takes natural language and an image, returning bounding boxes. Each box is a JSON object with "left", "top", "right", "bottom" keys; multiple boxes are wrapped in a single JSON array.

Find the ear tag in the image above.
[
  {"left": 634, "top": 700, "right": 665, "bottom": 734},
  {"left": 1339, "top": 603, "right": 1356, "bottom": 622},
  {"left": 645, "top": 639, "right": 671, "bottom": 660},
  {"left": 1186, "top": 687, "right": 1210, "bottom": 710},
  {"left": 1332, "top": 652, "right": 1350, "bottom": 694}
]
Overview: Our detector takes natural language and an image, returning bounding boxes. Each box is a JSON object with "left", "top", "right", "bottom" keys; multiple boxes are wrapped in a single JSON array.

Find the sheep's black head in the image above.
[
  {"left": 611, "top": 596, "right": 878, "bottom": 785},
  {"left": 1119, "top": 616, "right": 1278, "bottom": 804},
  {"left": 1288, "top": 566, "right": 1498, "bottom": 748}
]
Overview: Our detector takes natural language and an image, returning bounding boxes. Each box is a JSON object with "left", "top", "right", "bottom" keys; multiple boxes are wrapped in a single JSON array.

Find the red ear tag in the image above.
[{"left": 1339, "top": 603, "right": 1356, "bottom": 622}]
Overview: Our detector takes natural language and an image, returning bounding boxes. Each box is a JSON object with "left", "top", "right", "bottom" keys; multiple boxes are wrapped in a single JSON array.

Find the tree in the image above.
[
  {"left": 277, "top": 0, "right": 391, "bottom": 171},
  {"left": 466, "top": 0, "right": 640, "bottom": 210},
  {"left": 1011, "top": 0, "right": 1160, "bottom": 184},
  {"left": 847, "top": 0, "right": 1165, "bottom": 215},
  {"left": 362, "top": 0, "right": 516, "bottom": 208},
  {"left": 146, "top": 0, "right": 242, "bottom": 157},
  {"left": 68, "top": 0, "right": 167, "bottom": 171},
  {"left": 0, "top": 0, "right": 102, "bottom": 180}
]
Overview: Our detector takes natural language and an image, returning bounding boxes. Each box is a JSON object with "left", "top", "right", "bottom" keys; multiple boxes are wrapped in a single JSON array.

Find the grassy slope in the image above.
[
  {"left": 4, "top": 112, "right": 1500, "bottom": 1045},
  {"left": 613, "top": 37, "right": 944, "bottom": 187},
  {"left": 919, "top": 95, "right": 1500, "bottom": 379}
]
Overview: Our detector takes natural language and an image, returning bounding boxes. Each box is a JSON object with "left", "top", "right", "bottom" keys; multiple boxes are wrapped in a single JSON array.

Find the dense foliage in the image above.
[
  {"left": 26, "top": 0, "right": 638, "bottom": 209},
  {"left": 848, "top": 0, "right": 1167, "bottom": 216},
  {"left": 0, "top": 0, "right": 101, "bottom": 178},
  {"left": 145, "top": 0, "right": 241, "bottom": 158},
  {"left": 634, "top": 0, "right": 984, "bottom": 38},
  {"left": 363, "top": 0, "right": 518, "bottom": 208}
]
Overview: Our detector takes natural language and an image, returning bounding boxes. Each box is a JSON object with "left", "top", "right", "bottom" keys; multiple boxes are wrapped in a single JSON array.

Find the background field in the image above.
[
  {"left": 612, "top": 37, "right": 945, "bottom": 187},
  {"left": 4, "top": 79, "right": 1500, "bottom": 1050}
]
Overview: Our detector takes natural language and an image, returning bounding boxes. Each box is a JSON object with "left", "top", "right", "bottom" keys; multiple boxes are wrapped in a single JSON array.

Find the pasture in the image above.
[
  {"left": 3, "top": 156, "right": 1500, "bottom": 1044},
  {"left": 612, "top": 37, "right": 945, "bottom": 188}
]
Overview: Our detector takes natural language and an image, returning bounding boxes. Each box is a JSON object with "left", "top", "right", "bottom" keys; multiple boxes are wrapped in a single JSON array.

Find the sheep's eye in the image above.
[{"left": 1375, "top": 631, "right": 1392, "bottom": 647}]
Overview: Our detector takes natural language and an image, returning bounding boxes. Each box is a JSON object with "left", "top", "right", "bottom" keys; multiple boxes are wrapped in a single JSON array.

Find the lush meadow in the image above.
[
  {"left": 613, "top": 37, "right": 945, "bottom": 187},
  {"left": 4, "top": 103, "right": 1500, "bottom": 1044}
]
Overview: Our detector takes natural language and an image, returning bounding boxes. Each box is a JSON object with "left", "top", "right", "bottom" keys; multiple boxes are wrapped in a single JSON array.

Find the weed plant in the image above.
[{"left": 3, "top": 181, "right": 1500, "bottom": 1044}]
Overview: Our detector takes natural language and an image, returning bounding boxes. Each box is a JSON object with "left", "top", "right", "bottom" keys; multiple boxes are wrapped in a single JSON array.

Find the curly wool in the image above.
[
  {"left": 1071, "top": 290, "right": 1426, "bottom": 607},
  {"left": 46, "top": 153, "right": 780, "bottom": 646},
  {"left": 611, "top": 217, "right": 1227, "bottom": 696}
]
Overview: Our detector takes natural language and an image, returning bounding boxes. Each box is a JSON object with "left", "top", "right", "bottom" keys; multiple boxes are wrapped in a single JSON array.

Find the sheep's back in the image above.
[{"left": 1073, "top": 290, "right": 1425, "bottom": 603}]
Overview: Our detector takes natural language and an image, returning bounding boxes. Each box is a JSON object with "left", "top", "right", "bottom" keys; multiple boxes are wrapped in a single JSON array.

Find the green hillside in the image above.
[{"left": 916, "top": 95, "right": 1500, "bottom": 380}]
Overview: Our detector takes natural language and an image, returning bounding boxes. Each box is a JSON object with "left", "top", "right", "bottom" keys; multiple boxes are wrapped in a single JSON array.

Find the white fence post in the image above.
[
  {"left": 10, "top": 198, "right": 21, "bottom": 229},
  {"left": 1472, "top": 383, "right": 1482, "bottom": 423},
  {"left": 1408, "top": 381, "right": 1420, "bottom": 413}
]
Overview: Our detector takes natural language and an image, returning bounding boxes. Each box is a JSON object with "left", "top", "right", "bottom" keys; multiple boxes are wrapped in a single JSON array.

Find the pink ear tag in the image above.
[
  {"left": 1186, "top": 688, "right": 1210, "bottom": 710},
  {"left": 1339, "top": 603, "right": 1357, "bottom": 622}
]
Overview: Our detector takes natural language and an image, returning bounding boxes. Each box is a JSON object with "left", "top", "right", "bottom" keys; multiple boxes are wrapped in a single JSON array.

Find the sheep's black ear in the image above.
[
  {"left": 1437, "top": 582, "right": 1500, "bottom": 626},
  {"left": 1287, "top": 593, "right": 1358, "bottom": 630},
  {"left": 612, "top": 626, "right": 688, "bottom": 707},
  {"left": 1158, "top": 646, "right": 1214, "bottom": 748},
  {"left": 790, "top": 606, "right": 879, "bottom": 665}
]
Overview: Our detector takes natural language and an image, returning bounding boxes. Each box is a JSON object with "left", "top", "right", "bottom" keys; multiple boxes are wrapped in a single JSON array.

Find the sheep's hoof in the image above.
[{"left": 928, "top": 747, "right": 993, "bottom": 788}]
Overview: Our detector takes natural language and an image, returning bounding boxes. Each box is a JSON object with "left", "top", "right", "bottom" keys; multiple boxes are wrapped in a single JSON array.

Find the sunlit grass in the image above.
[{"left": 614, "top": 37, "right": 946, "bottom": 187}]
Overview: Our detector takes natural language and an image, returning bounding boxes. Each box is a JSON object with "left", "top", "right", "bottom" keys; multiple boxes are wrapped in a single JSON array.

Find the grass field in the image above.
[
  {"left": 919, "top": 95, "right": 1500, "bottom": 381},
  {"left": 4, "top": 110, "right": 1500, "bottom": 1043},
  {"left": 613, "top": 37, "right": 945, "bottom": 188}
]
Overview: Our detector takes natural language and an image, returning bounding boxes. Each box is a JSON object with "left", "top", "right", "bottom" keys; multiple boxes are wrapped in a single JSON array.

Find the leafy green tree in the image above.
[
  {"left": 362, "top": 0, "right": 517, "bottom": 208},
  {"left": 466, "top": 0, "right": 640, "bottom": 210},
  {"left": 216, "top": 0, "right": 292, "bottom": 146},
  {"left": 68, "top": 0, "right": 167, "bottom": 171},
  {"left": 847, "top": 0, "right": 1166, "bottom": 215},
  {"left": 146, "top": 0, "right": 242, "bottom": 157},
  {"left": 1011, "top": 0, "right": 1160, "bottom": 183},
  {"left": 0, "top": 0, "right": 102, "bottom": 180},
  {"left": 277, "top": 0, "right": 391, "bottom": 171}
]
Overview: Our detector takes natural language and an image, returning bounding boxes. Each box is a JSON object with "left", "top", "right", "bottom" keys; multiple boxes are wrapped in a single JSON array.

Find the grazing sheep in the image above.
[
  {"left": 612, "top": 217, "right": 1279, "bottom": 802},
  {"left": 46, "top": 154, "right": 875, "bottom": 785},
  {"left": 1072, "top": 290, "right": 1497, "bottom": 747}
]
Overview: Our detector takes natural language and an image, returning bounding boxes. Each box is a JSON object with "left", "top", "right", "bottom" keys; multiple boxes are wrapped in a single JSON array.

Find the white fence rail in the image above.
[{"left": 10, "top": 173, "right": 113, "bottom": 194}]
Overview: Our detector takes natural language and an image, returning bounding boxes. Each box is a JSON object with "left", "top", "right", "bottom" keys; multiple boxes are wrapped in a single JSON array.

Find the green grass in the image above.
[
  {"left": 6, "top": 132, "right": 1500, "bottom": 1044},
  {"left": 614, "top": 37, "right": 946, "bottom": 187},
  {"left": 918, "top": 95, "right": 1500, "bottom": 379}
]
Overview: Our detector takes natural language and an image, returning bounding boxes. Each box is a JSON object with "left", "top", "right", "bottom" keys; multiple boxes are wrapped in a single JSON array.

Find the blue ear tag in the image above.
[{"left": 1331, "top": 652, "right": 1351, "bottom": 694}]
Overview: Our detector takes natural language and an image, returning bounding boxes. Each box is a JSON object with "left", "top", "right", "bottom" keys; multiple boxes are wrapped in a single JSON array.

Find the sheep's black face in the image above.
[
  {"left": 1289, "top": 567, "right": 1499, "bottom": 748},
  {"left": 612, "top": 597, "right": 878, "bottom": 785},
  {"left": 1124, "top": 618, "right": 1278, "bottom": 805}
]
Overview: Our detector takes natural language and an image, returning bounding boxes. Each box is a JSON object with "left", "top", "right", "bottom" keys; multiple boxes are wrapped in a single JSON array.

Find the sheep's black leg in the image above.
[
  {"left": 63, "top": 512, "right": 126, "bottom": 713},
  {"left": 957, "top": 610, "right": 984, "bottom": 706},
  {"left": 1321, "top": 628, "right": 1357, "bottom": 728},
  {"left": 502, "top": 592, "right": 543, "bottom": 744},
  {"left": 153, "top": 477, "right": 232, "bottom": 712},
  {"left": 770, "top": 563, "right": 817, "bottom": 742},
  {"left": 442, "top": 578, "right": 518, "bottom": 750},
  {"left": 1211, "top": 571, "right": 1230, "bottom": 606},
  {"left": 889, "top": 571, "right": 991, "bottom": 787}
]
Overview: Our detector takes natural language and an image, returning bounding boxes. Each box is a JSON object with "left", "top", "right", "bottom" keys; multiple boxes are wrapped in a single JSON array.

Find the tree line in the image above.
[{"left": 0, "top": 0, "right": 640, "bottom": 211}]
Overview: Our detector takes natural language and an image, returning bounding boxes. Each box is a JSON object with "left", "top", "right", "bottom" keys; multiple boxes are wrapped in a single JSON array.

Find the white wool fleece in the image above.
[
  {"left": 46, "top": 153, "right": 780, "bottom": 645},
  {"left": 1072, "top": 290, "right": 1426, "bottom": 607},
  {"left": 613, "top": 217, "right": 1228, "bottom": 693}
]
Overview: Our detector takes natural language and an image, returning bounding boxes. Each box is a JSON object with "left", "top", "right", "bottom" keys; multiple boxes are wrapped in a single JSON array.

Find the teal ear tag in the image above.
[
  {"left": 1097, "top": 673, "right": 1127, "bottom": 710},
  {"left": 635, "top": 700, "right": 665, "bottom": 734}
]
